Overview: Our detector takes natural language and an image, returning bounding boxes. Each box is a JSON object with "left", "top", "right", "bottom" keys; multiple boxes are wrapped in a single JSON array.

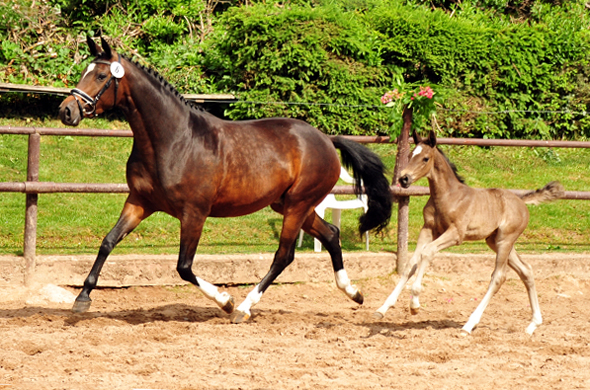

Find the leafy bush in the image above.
[{"left": 201, "top": 2, "right": 393, "bottom": 134}]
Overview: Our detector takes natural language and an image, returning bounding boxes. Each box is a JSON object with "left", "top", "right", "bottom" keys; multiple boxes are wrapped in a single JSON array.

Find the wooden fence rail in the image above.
[{"left": 1, "top": 125, "right": 589, "bottom": 285}]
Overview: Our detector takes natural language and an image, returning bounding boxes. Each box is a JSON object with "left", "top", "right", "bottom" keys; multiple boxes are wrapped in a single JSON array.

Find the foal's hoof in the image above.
[
  {"left": 221, "top": 296, "right": 235, "bottom": 314},
  {"left": 230, "top": 310, "right": 250, "bottom": 324},
  {"left": 372, "top": 311, "right": 384, "bottom": 320},
  {"left": 72, "top": 299, "right": 92, "bottom": 313},
  {"left": 351, "top": 290, "right": 364, "bottom": 305}
]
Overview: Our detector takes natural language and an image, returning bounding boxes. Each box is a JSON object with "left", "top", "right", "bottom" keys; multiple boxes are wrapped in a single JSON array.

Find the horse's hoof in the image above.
[
  {"left": 372, "top": 311, "right": 384, "bottom": 320},
  {"left": 410, "top": 306, "right": 420, "bottom": 315},
  {"left": 351, "top": 290, "right": 364, "bottom": 305},
  {"left": 72, "top": 299, "right": 92, "bottom": 313},
  {"left": 221, "top": 296, "right": 235, "bottom": 314},
  {"left": 230, "top": 310, "right": 250, "bottom": 324}
]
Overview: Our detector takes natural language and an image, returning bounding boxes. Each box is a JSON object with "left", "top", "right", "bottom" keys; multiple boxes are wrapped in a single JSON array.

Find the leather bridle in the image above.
[{"left": 70, "top": 54, "right": 122, "bottom": 117}]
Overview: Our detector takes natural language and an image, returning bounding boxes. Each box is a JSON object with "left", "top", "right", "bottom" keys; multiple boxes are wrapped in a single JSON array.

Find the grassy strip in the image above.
[{"left": 1, "top": 118, "right": 589, "bottom": 256}]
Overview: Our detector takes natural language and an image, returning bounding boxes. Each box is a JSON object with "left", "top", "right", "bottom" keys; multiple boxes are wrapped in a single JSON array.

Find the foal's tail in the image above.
[
  {"left": 331, "top": 136, "right": 392, "bottom": 234},
  {"left": 520, "top": 181, "right": 565, "bottom": 205}
]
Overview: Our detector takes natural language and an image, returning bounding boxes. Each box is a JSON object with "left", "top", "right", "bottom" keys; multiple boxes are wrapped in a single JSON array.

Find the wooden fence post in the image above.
[
  {"left": 392, "top": 106, "right": 413, "bottom": 273},
  {"left": 24, "top": 132, "right": 40, "bottom": 286}
]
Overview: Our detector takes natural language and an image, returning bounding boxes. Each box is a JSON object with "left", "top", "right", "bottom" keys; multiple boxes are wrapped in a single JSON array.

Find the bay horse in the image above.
[
  {"left": 58, "top": 37, "right": 392, "bottom": 323},
  {"left": 374, "top": 130, "right": 564, "bottom": 335}
]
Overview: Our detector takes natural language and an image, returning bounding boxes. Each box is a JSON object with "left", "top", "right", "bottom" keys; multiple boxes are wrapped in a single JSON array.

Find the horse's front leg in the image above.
[
  {"left": 303, "top": 212, "right": 363, "bottom": 304},
  {"left": 176, "top": 213, "right": 234, "bottom": 315},
  {"left": 373, "top": 227, "right": 434, "bottom": 319},
  {"left": 73, "top": 199, "right": 149, "bottom": 313}
]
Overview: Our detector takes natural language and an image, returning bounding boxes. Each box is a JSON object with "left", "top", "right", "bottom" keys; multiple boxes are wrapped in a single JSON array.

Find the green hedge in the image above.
[{"left": 1, "top": 0, "right": 589, "bottom": 138}]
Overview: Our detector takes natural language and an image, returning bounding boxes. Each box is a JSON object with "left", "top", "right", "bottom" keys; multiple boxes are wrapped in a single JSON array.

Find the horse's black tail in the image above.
[{"left": 331, "top": 136, "right": 392, "bottom": 235}]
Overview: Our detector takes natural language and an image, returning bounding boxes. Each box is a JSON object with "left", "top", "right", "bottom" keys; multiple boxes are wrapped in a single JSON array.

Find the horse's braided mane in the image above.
[
  {"left": 436, "top": 146, "right": 465, "bottom": 184},
  {"left": 95, "top": 51, "right": 203, "bottom": 112}
]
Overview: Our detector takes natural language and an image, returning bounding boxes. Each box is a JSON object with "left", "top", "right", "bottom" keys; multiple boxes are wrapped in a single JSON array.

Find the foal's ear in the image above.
[
  {"left": 425, "top": 130, "right": 437, "bottom": 147},
  {"left": 87, "top": 36, "right": 99, "bottom": 57},
  {"left": 412, "top": 130, "right": 421, "bottom": 145},
  {"left": 100, "top": 37, "right": 112, "bottom": 59}
]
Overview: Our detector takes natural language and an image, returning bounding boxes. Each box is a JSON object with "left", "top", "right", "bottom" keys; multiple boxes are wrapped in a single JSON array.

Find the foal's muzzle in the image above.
[{"left": 399, "top": 174, "right": 412, "bottom": 188}]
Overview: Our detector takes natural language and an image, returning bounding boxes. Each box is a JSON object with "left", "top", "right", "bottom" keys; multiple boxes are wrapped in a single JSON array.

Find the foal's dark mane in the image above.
[{"left": 436, "top": 146, "right": 465, "bottom": 184}]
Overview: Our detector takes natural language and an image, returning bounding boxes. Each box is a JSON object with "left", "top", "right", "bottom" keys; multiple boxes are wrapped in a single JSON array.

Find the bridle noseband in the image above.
[{"left": 70, "top": 54, "right": 122, "bottom": 117}]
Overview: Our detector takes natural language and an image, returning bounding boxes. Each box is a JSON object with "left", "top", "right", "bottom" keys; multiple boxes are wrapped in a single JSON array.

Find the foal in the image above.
[{"left": 374, "top": 130, "right": 564, "bottom": 335}]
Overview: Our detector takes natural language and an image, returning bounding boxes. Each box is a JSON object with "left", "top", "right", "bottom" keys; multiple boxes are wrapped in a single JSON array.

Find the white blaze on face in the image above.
[
  {"left": 81, "top": 63, "right": 96, "bottom": 81},
  {"left": 412, "top": 145, "right": 423, "bottom": 157}
]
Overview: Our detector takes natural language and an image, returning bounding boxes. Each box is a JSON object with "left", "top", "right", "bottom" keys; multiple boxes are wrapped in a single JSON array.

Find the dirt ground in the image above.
[{"left": 0, "top": 253, "right": 589, "bottom": 390}]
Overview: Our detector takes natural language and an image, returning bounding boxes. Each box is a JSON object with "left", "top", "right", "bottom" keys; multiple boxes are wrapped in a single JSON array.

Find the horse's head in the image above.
[
  {"left": 398, "top": 130, "right": 437, "bottom": 188},
  {"left": 59, "top": 36, "right": 126, "bottom": 126}
]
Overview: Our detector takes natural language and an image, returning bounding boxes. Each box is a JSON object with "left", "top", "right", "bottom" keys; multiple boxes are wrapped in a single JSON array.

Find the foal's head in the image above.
[
  {"left": 398, "top": 131, "right": 437, "bottom": 188},
  {"left": 59, "top": 37, "right": 126, "bottom": 126},
  {"left": 399, "top": 130, "right": 464, "bottom": 188}
]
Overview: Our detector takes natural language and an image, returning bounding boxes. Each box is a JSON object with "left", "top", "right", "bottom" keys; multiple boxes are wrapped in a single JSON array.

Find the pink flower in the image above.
[
  {"left": 380, "top": 89, "right": 404, "bottom": 104},
  {"left": 418, "top": 86, "right": 434, "bottom": 99}
]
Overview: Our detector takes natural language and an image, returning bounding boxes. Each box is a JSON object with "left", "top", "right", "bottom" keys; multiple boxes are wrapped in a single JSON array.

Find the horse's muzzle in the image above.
[
  {"left": 399, "top": 174, "right": 412, "bottom": 188},
  {"left": 59, "top": 98, "right": 82, "bottom": 126}
]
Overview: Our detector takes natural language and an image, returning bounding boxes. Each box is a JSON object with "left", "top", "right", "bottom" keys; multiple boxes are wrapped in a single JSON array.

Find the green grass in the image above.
[{"left": 1, "top": 117, "right": 590, "bottom": 256}]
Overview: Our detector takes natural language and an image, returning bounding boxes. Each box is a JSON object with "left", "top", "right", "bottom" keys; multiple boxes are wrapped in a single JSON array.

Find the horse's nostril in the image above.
[{"left": 65, "top": 106, "right": 71, "bottom": 121}]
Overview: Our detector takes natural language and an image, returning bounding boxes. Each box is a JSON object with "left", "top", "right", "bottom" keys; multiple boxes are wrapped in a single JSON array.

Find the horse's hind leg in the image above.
[
  {"left": 507, "top": 248, "right": 542, "bottom": 335},
  {"left": 303, "top": 212, "right": 363, "bottom": 304},
  {"left": 176, "top": 213, "right": 234, "bottom": 315},
  {"left": 232, "top": 208, "right": 313, "bottom": 323},
  {"left": 73, "top": 199, "right": 149, "bottom": 313}
]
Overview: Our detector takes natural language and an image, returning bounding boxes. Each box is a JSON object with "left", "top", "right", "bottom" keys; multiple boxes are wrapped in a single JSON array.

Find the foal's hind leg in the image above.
[
  {"left": 462, "top": 236, "right": 512, "bottom": 334},
  {"left": 73, "top": 199, "right": 149, "bottom": 313},
  {"left": 480, "top": 237, "right": 542, "bottom": 334},
  {"left": 303, "top": 212, "right": 363, "bottom": 304},
  {"left": 507, "top": 249, "right": 542, "bottom": 335}
]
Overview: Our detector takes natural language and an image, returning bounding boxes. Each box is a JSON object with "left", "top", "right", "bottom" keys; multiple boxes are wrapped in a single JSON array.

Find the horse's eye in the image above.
[
  {"left": 97, "top": 73, "right": 107, "bottom": 81},
  {"left": 423, "top": 157, "right": 429, "bottom": 162}
]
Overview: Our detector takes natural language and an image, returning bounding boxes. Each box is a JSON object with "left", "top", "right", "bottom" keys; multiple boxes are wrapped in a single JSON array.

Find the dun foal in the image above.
[{"left": 374, "top": 131, "right": 564, "bottom": 335}]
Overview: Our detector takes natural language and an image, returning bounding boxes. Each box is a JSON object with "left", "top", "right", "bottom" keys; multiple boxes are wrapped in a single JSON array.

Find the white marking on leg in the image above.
[
  {"left": 335, "top": 270, "right": 358, "bottom": 298},
  {"left": 236, "top": 284, "right": 263, "bottom": 316},
  {"left": 196, "top": 277, "right": 231, "bottom": 308},
  {"left": 412, "top": 145, "right": 423, "bottom": 157},
  {"left": 82, "top": 63, "right": 96, "bottom": 81}
]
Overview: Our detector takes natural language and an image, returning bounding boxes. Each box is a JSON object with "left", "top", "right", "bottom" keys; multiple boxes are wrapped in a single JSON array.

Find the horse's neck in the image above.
[
  {"left": 123, "top": 64, "right": 192, "bottom": 150},
  {"left": 427, "top": 150, "right": 464, "bottom": 200}
]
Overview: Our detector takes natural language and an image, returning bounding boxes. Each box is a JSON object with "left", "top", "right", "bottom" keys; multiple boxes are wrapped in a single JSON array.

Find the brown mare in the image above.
[
  {"left": 58, "top": 37, "right": 392, "bottom": 323},
  {"left": 374, "top": 131, "right": 564, "bottom": 335}
]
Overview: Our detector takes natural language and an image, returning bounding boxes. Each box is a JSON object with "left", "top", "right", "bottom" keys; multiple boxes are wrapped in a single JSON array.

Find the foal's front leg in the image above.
[
  {"left": 407, "top": 228, "right": 460, "bottom": 314},
  {"left": 373, "top": 227, "right": 433, "bottom": 319}
]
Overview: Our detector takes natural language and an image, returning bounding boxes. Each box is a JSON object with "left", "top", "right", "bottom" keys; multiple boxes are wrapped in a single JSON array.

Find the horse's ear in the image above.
[
  {"left": 425, "top": 130, "right": 437, "bottom": 147},
  {"left": 87, "top": 36, "right": 99, "bottom": 57},
  {"left": 412, "top": 130, "right": 421, "bottom": 145},
  {"left": 100, "top": 37, "right": 112, "bottom": 59}
]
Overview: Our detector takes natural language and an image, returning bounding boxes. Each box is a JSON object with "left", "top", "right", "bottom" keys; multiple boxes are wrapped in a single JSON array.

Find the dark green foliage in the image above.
[
  {"left": 201, "top": 3, "right": 392, "bottom": 134},
  {"left": 1, "top": 0, "right": 589, "bottom": 138}
]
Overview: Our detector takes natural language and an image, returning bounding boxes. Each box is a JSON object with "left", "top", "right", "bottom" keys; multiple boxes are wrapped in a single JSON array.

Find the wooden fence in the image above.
[{"left": 1, "top": 125, "right": 589, "bottom": 285}]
